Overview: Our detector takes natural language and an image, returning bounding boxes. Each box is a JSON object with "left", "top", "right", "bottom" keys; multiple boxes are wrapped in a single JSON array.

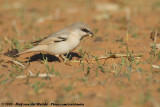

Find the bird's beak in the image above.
[{"left": 89, "top": 32, "right": 94, "bottom": 37}]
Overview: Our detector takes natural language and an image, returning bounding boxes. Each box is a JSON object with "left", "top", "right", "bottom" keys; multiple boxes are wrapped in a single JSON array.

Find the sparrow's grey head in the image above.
[{"left": 69, "top": 22, "right": 94, "bottom": 40}]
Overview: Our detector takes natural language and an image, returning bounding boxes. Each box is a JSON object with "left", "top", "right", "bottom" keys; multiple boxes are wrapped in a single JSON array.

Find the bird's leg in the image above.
[
  {"left": 61, "top": 54, "right": 69, "bottom": 62},
  {"left": 55, "top": 55, "right": 65, "bottom": 62},
  {"left": 59, "top": 55, "right": 71, "bottom": 66},
  {"left": 55, "top": 53, "right": 72, "bottom": 65}
]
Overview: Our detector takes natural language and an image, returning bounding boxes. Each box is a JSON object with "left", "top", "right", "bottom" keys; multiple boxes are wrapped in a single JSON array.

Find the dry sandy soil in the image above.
[{"left": 0, "top": 0, "right": 160, "bottom": 107}]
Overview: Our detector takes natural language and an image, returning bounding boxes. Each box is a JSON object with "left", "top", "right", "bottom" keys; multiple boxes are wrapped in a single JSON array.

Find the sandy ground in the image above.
[{"left": 0, "top": 0, "right": 160, "bottom": 107}]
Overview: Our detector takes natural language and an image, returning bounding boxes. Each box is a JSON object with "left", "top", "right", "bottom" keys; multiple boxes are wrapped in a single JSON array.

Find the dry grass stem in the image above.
[
  {"left": 154, "top": 30, "right": 158, "bottom": 43},
  {"left": 151, "top": 43, "right": 160, "bottom": 49},
  {"left": 4, "top": 58, "right": 25, "bottom": 68},
  {"left": 16, "top": 73, "right": 55, "bottom": 79},
  {"left": 12, "top": 21, "right": 20, "bottom": 36},
  {"left": 98, "top": 53, "right": 143, "bottom": 60},
  {"left": 152, "top": 65, "right": 160, "bottom": 69}
]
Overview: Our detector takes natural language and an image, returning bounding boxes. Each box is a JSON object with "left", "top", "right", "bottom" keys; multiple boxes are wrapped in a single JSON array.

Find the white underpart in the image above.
[{"left": 47, "top": 31, "right": 81, "bottom": 55}]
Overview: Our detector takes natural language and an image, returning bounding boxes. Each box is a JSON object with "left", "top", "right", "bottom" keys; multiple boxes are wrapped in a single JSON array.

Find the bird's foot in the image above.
[{"left": 59, "top": 55, "right": 71, "bottom": 65}]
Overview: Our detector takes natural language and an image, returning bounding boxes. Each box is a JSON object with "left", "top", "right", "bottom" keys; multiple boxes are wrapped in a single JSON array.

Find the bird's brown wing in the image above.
[
  {"left": 31, "top": 30, "right": 70, "bottom": 45},
  {"left": 31, "top": 36, "right": 49, "bottom": 45}
]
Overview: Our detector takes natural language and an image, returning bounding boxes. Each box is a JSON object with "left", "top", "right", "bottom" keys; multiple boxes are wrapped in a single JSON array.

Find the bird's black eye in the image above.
[{"left": 81, "top": 28, "right": 90, "bottom": 33}]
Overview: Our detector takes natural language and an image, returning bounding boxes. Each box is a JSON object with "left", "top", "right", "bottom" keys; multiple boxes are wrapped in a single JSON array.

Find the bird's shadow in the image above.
[{"left": 25, "top": 52, "right": 81, "bottom": 62}]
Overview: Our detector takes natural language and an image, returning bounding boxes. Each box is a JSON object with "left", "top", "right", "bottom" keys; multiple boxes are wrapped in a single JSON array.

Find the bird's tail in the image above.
[
  {"left": 14, "top": 48, "right": 35, "bottom": 57},
  {"left": 14, "top": 45, "right": 48, "bottom": 56}
]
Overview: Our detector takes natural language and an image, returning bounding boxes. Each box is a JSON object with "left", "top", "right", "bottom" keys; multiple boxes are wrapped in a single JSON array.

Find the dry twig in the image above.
[
  {"left": 97, "top": 53, "right": 143, "bottom": 60},
  {"left": 4, "top": 57, "right": 25, "bottom": 68},
  {"left": 152, "top": 65, "right": 160, "bottom": 69},
  {"left": 16, "top": 73, "right": 55, "bottom": 79},
  {"left": 151, "top": 43, "right": 160, "bottom": 49}
]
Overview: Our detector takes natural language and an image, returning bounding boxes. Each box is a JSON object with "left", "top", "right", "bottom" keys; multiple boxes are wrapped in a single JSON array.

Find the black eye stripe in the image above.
[{"left": 81, "top": 28, "right": 90, "bottom": 33}]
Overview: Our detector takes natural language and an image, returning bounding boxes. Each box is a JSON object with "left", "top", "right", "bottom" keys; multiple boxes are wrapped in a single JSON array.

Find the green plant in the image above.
[
  {"left": 85, "top": 66, "right": 90, "bottom": 76},
  {"left": 0, "top": 44, "right": 4, "bottom": 53},
  {"left": 95, "top": 57, "right": 105, "bottom": 73},
  {"left": 105, "top": 96, "right": 124, "bottom": 107},
  {"left": 146, "top": 44, "right": 159, "bottom": 64},
  {"left": 0, "top": 77, "right": 9, "bottom": 85},
  {"left": 78, "top": 49, "right": 86, "bottom": 65},
  {"left": 136, "top": 92, "right": 152, "bottom": 105},
  {"left": 132, "top": 33, "right": 138, "bottom": 38},
  {"left": 45, "top": 65, "right": 62, "bottom": 79},
  {"left": 31, "top": 81, "right": 45, "bottom": 94},
  {"left": 11, "top": 38, "right": 23, "bottom": 51},
  {"left": 42, "top": 54, "right": 48, "bottom": 64},
  {"left": 63, "top": 83, "right": 74, "bottom": 92}
]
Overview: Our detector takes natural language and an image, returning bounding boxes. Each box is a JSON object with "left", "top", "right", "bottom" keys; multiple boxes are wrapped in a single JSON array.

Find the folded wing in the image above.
[{"left": 31, "top": 29, "right": 70, "bottom": 45}]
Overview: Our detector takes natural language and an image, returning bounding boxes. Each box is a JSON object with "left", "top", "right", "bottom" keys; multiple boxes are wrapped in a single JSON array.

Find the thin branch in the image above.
[
  {"left": 154, "top": 30, "right": 157, "bottom": 44},
  {"left": 4, "top": 58, "right": 26, "bottom": 68},
  {"left": 97, "top": 53, "right": 143, "bottom": 60},
  {"left": 151, "top": 43, "right": 160, "bottom": 49},
  {"left": 12, "top": 21, "right": 20, "bottom": 36},
  {"left": 16, "top": 73, "right": 55, "bottom": 79},
  {"left": 152, "top": 65, "right": 160, "bottom": 69}
]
